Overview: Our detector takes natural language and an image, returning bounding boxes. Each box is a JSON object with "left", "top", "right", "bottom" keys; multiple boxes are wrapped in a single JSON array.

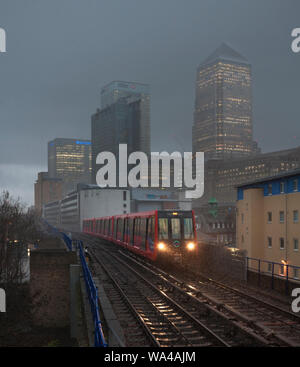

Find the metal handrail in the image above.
[{"left": 78, "top": 240, "right": 107, "bottom": 347}]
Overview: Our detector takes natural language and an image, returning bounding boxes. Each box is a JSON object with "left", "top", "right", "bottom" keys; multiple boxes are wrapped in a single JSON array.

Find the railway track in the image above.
[
  {"left": 75, "top": 234, "right": 300, "bottom": 347},
  {"left": 91, "top": 248, "right": 231, "bottom": 347},
  {"left": 82, "top": 242, "right": 270, "bottom": 346},
  {"left": 118, "top": 250, "right": 300, "bottom": 347}
]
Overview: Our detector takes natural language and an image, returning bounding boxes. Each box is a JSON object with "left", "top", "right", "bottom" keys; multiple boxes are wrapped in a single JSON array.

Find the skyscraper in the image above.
[
  {"left": 100, "top": 81, "right": 150, "bottom": 155},
  {"left": 48, "top": 138, "right": 91, "bottom": 195},
  {"left": 91, "top": 81, "right": 150, "bottom": 184},
  {"left": 193, "top": 43, "right": 259, "bottom": 160}
]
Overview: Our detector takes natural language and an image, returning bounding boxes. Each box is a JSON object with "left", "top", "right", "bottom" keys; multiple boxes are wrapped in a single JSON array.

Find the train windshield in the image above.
[
  {"left": 184, "top": 218, "right": 194, "bottom": 239},
  {"left": 158, "top": 215, "right": 194, "bottom": 240},
  {"left": 171, "top": 218, "right": 181, "bottom": 239},
  {"left": 158, "top": 218, "right": 168, "bottom": 239}
]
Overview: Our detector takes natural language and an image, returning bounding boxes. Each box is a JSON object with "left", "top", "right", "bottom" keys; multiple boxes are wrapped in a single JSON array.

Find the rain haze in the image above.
[{"left": 0, "top": 0, "right": 299, "bottom": 205}]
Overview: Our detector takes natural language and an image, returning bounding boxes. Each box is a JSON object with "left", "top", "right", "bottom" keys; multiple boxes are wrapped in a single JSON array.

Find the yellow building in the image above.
[{"left": 236, "top": 170, "right": 300, "bottom": 280}]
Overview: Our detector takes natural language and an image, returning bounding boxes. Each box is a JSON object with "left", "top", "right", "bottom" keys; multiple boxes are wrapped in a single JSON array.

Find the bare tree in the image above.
[{"left": 0, "top": 191, "right": 39, "bottom": 285}]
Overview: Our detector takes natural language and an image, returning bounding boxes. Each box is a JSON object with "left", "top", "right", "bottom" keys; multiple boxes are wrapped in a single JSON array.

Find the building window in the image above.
[
  {"left": 267, "top": 263, "right": 272, "bottom": 273},
  {"left": 294, "top": 238, "right": 299, "bottom": 251},
  {"left": 279, "top": 211, "right": 284, "bottom": 223},
  {"left": 267, "top": 237, "right": 272, "bottom": 248},
  {"left": 280, "top": 265, "right": 284, "bottom": 276},
  {"left": 293, "top": 210, "right": 299, "bottom": 223},
  {"left": 280, "top": 237, "right": 285, "bottom": 250},
  {"left": 280, "top": 182, "right": 285, "bottom": 194},
  {"left": 293, "top": 179, "right": 298, "bottom": 192},
  {"left": 268, "top": 184, "right": 272, "bottom": 195},
  {"left": 241, "top": 235, "right": 244, "bottom": 243},
  {"left": 241, "top": 213, "right": 244, "bottom": 224},
  {"left": 294, "top": 268, "right": 299, "bottom": 280},
  {"left": 123, "top": 191, "right": 127, "bottom": 201},
  {"left": 267, "top": 212, "right": 272, "bottom": 223}
]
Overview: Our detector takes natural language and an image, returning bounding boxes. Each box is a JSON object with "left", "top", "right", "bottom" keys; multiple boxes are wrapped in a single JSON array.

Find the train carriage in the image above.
[{"left": 83, "top": 210, "right": 197, "bottom": 262}]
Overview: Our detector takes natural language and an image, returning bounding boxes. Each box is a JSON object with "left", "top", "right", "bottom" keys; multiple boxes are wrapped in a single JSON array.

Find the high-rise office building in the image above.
[
  {"left": 100, "top": 81, "right": 150, "bottom": 154},
  {"left": 48, "top": 138, "right": 91, "bottom": 195},
  {"left": 92, "top": 81, "right": 150, "bottom": 184},
  {"left": 193, "top": 43, "right": 259, "bottom": 160}
]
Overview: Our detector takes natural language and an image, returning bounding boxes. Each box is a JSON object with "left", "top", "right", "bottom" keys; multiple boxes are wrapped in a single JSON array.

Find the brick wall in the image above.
[{"left": 30, "top": 250, "right": 77, "bottom": 327}]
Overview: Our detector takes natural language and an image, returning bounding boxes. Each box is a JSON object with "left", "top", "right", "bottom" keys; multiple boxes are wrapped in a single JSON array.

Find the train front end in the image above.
[{"left": 155, "top": 210, "right": 197, "bottom": 264}]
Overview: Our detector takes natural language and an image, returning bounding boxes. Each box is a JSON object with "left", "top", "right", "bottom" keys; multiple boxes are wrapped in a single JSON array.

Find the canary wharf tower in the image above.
[{"left": 193, "top": 43, "right": 258, "bottom": 160}]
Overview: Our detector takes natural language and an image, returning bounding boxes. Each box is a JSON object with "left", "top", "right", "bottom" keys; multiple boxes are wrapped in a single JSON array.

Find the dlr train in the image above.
[{"left": 83, "top": 210, "right": 197, "bottom": 262}]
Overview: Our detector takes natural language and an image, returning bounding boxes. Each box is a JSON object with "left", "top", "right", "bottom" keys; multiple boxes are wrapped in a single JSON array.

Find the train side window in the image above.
[
  {"left": 140, "top": 218, "right": 146, "bottom": 250},
  {"left": 184, "top": 218, "right": 194, "bottom": 239},
  {"left": 116, "top": 219, "right": 119, "bottom": 239},
  {"left": 147, "top": 217, "right": 155, "bottom": 252},
  {"left": 171, "top": 218, "right": 181, "bottom": 240},
  {"left": 113, "top": 218, "right": 117, "bottom": 239},
  {"left": 121, "top": 218, "right": 124, "bottom": 240},
  {"left": 118, "top": 218, "right": 123, "bottom": 241},
  {"left": 134, "top": 218, "right": 139, "bottom": 245},
  {"left": 129, "top": 218, "right": 133, "bottom": 245},
  {"left": 158, "top": 218, "right": 168, "bottom": 240},
  {"left": 124, "top": 218, "right": 128, "bottom": 239}
]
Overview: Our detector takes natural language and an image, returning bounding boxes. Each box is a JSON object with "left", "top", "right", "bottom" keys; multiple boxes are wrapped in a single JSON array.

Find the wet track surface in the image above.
[{"left": 76, "top": 233, "right": 300, "bottom": 347}]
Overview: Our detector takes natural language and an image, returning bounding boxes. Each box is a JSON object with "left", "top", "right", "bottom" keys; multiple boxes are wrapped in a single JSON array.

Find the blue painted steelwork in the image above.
[
  {"left": 237, "top": 173, "right": 300, "bottom": 200},
  {"left": 42, "top": 220, "right": 107, "bottom": 346},
  {"left": 237, "top": 188, "right": 244, "bottom": 201},
  {"left": 78, "top": 240, "right": 107, "bottom": 347},
  {"left": 60, "top": 232, "right": 72, "bottom": 251}
]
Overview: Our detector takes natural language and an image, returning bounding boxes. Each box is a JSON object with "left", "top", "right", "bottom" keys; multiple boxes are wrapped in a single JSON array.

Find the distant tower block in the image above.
[{"left": 193, "top": 43, "right": 259, "bottom": 160}]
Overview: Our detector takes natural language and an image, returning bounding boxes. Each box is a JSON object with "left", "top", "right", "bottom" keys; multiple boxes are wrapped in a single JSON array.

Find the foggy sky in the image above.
[{"left": 0, "top": 0, "right": 300, "bottom": 205}]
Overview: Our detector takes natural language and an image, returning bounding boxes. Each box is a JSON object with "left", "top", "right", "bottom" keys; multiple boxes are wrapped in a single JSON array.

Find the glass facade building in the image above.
[
  {"left": 193, "top": 43, "right": 259, "bottom": 160},
  {"left": 48, "top": 138, "right": 91, "bottom": 195},
  {"left": 100, "top": 81, "right": 150, "bottom": 155},
  {"left": 92, "top": 81, "right": 150, "bottom": 184}
]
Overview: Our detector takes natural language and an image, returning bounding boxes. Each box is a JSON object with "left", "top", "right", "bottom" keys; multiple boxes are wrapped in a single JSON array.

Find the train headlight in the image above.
[
  {"left": 187, "top": 242, "right": 195, "bottom": 251},
  {"left": 158, "top": 242, "right": 166, "bottom": 251}
]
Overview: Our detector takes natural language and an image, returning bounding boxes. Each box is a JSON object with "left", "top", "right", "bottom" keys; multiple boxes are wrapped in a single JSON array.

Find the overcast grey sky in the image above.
[{"left": 0, "top": 0, "right": 300, "bottom": 205}]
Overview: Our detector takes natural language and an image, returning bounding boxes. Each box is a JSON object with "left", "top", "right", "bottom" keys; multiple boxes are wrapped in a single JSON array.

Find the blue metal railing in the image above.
[
  {"left": 43, "top": 221, "right": 107, "bottom": 347},
  {"left": 41, "top": 219, "right": 73, "bottom": 251},
  {"left": 60, "top": 232, "right": 73, "bottom": 251},
  {"left": 77, "top": 240, "right": 107, "bottom": 347}
]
